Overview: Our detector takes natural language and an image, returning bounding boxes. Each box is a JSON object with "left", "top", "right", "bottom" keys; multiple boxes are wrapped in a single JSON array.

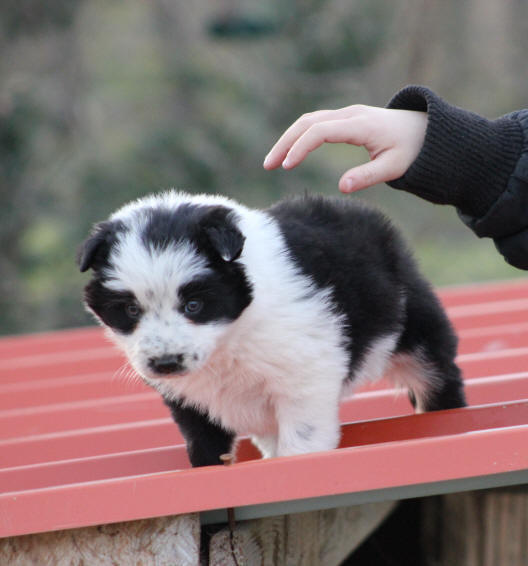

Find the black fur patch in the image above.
[
  {"left": 140, "top": 203, "right": 245, "bottom": 263},
  {"left": 84, "top": 279, "right": 142, "bottom": 334},
  {"left": 78, "top": 220, "right": 127, "bottom": 273},
  {"left": 164, "top": 398, "right": 236, "bottom": 467},
  {"left": 178, "top": 272, "right": 252, "bottom": 324},
  {"left": 140, "top": 204, "right": 201, "bottom": 250}
]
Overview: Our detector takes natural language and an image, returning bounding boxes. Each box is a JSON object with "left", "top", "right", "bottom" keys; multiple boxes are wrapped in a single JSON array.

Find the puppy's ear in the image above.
[
  {"left": 77, "top": 220, "right": 123, "bottom": 273},
  {"left": 200, "top": 207, "right": 245, "bottom": 262}
]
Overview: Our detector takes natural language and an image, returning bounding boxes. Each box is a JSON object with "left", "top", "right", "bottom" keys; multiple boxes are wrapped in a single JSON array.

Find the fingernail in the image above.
[
  {"left": 343, "top": 178, "right": 355, "bottom": 192},
  {"left": 263, "top": 154, "right": 271, "bottom": 168},
  {"left": 282, "top": 156, "right": 292, "bottom": 169}
]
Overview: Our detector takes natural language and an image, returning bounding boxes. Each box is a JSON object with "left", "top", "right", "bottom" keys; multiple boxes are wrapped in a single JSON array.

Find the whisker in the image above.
[{"left": 113, "top": 361, "right": 143, "bottom": 389}]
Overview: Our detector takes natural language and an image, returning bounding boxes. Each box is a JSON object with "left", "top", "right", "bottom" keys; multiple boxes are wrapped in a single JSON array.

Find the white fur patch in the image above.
[
  {"left": 351, "top": 333, "right": 401, "bottom": 388},
  {"left": 104, "top": 237, "right": 209, "bottom": 300}
]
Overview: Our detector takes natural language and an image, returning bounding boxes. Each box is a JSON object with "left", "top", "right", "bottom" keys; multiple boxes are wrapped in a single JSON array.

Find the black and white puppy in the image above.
[{"left": 79, "top": 191, "right": 465, "bottom": 467}]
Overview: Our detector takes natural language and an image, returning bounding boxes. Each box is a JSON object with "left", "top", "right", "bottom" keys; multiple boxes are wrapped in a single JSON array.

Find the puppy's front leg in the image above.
[
  {"left": 251, "top": 434, "right": 278, "bottom": 459},
  {"left": 275, "top": 397, "right": 341, "bottom": 457},
  {"left": 164, "top": 398, "right": 236, "bottom": 467}
]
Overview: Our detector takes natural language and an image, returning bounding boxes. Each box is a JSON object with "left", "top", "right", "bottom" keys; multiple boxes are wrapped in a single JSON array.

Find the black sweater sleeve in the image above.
[{"left": 385, "top": 85, "right": 528, "bottom": 270}]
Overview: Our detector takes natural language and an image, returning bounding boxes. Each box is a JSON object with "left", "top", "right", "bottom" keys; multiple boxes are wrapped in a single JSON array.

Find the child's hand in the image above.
[{"left": 263, "top": 105, "right": 427, "bottom": 193}]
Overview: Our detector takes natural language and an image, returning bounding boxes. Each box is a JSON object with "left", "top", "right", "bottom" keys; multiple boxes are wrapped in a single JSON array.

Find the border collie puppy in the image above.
[{"left": 79, "top": 191, "right": 465, "bottom": 467}]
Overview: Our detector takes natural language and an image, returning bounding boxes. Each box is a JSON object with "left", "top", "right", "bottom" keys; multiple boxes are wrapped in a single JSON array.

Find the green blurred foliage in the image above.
[
  {"left": 1, "top": 0, "right": 84, "bottom": 37},
  {"left": 0, "top": 0, "right": 526, "bottom": 335},
  {"left": 297, "top": 0, "right": 392, "bottom": 72}
]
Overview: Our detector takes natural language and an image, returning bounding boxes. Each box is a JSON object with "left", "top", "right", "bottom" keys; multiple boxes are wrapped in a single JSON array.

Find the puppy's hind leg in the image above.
[
  {"left": 390, "top": 350, "right": 466, "bottom": 413},
  {"left": 392, "top": 283, "right": 466, "bottom": 413},
  {"left": 419, "top": 357, "right": 466, "bottom": 412}
]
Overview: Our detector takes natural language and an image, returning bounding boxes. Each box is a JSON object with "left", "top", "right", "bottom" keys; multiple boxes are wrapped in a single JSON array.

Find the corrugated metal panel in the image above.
[{"left": 1, "top": 280, "right": 527, "bottom": 538}]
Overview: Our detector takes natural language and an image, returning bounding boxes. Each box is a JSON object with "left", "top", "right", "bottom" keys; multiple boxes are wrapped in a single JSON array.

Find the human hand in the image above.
[{"left": 263, "top": 105, "right": 427, "bottom": 193}]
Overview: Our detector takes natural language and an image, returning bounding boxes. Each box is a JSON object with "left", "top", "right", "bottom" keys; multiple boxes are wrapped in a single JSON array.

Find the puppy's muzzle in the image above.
[{"left": 148, "top": 354, "right": 186, "bottom": 376}]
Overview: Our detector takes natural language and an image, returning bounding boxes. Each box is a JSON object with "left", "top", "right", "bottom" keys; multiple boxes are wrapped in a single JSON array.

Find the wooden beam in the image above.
[
  {"left": 208, "top": 501, "right": 396, "bottom": 565},
  {"left": 0, "top": 514, "right": 200, "bottom": 566}
]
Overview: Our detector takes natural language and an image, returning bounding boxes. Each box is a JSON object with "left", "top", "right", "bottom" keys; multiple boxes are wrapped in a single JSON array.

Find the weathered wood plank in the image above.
[{"left": 0, "top": 514, "right": 200, "bottom": 566}]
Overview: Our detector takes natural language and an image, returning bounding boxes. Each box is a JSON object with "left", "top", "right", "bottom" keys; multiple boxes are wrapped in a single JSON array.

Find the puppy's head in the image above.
[{"left": 78, "top": 194, "right": 253, "bottom": 384}]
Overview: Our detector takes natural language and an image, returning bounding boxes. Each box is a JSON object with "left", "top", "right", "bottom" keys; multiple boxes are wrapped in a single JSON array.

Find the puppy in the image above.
[{"left": 79, "top": 191, "right": 465, "bottom": 467}]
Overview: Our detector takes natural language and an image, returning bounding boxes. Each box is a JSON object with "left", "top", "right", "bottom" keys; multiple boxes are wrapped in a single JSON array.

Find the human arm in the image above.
[{"left": 386, "top": 86, "right": 528, "bottom": 269}]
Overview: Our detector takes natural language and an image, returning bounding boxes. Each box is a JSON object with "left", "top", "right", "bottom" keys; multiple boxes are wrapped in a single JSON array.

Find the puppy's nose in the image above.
[{"left": 148, "top": 354, "right": 185, "bottom": 375}]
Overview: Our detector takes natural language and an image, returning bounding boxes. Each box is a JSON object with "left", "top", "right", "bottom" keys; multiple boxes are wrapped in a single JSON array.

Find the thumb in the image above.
[{"left": 338, "top": 153, "right": 398, "bottom": 193}]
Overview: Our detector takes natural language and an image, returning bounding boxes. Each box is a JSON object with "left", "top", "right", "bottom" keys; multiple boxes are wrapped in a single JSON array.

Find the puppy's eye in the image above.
[
  {"left": 125, "top": 303, "right": 141, "bottom": 318},
  {"left": 184, "top": 299, "right": 203, "bottom": 315}
]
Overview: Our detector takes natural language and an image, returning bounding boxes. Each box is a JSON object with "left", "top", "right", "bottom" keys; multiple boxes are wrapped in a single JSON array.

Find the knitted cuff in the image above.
[{"left": 385, "top": 85, "right": 523, "bottom": 219}]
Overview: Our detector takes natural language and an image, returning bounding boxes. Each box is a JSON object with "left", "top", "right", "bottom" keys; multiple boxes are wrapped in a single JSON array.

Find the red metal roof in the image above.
[{"left": 1, "top": 279, "right": 528, "bottom": 537}]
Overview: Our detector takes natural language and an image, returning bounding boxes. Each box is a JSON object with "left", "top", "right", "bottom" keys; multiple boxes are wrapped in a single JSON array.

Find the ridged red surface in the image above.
[{"left": 1, "top": 279, "right": 527, "bottom": 537}]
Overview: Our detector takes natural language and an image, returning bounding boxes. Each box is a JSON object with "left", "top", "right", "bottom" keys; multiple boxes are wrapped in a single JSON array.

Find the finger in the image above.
[
  {"left": 263, "top": 112, "right": 332, "bottom": 170},
  {"left": 338, "top": 152, "right": 397, "bottom": 193},
  {"left": 263, "top": 106, "right": 365, "bottom": 170},
  {"left": 282, "top": 117, "right": 371, "bottom": 170}
]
